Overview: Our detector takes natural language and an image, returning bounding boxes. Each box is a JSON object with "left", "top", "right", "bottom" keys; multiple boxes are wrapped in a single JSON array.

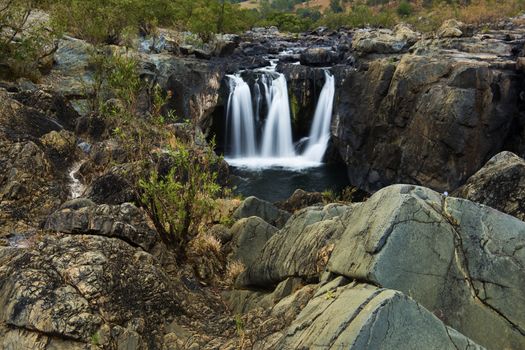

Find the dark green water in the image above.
[{"left": 229, "top": 163, "right": 350, "bottom": 203}]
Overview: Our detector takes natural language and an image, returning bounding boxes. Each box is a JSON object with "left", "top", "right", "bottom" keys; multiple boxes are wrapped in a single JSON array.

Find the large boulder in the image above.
[
  {"left": 233, "top": 196, "right": 291, "bottom": 229},
  {"left": 0, "top": 89, "right": 66, "bottom": 141},
  {"left": 328, "top": 184, "right": 525, "bottom": 350},
  {"left": 0, "top": 140, "right": 69, "bottom": 241},
  {"left": 299, "top": 47, "right": 342, "bottom": 67},
  {"left": 237, "top": 203, "right": 352, "bottom": 288},
  {"left": 85, "top": 165, "right": 138, "bottom": 205},
  {"left": 437, "top": 19, "right": 465, "bottom": 38},
  {"left": 230, "top": 216, "right": 278, "bottom": 267},
  {"left": 454, "top": 151, "right": 525, "bottom": 221},
  {"left": 272, "top": 282, "right": 483, "bottom": 350}
]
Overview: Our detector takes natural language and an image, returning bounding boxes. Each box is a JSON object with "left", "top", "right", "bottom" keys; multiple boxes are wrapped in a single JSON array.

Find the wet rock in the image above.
[
  {"left": 40, "top": 129, "right": 77, "bottom": 167},
  {"left": 233, "top": 196, "right": 291, "bottom": 229},
  {"left": 454, "top": 151, "right": 525, "bottom": 221}
]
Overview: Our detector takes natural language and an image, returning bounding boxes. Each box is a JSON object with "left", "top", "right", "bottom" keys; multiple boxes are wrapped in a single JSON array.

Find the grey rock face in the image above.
[
  {"left": 274, "top": 282, "right": 484, "bottom": 350},
  {"left": 328, "top": 184, "right": 525, "bottom": 350},
  {"left": 454, "top": 151, "right": 525, "bottom": 221},
  {"left": 351, "top": 24, "right": 420, "bottom": 55},
  {"left": 332, "top": 52, "right": 520, "bottom": 193},
  {"left": 233, "top": 196, "right": 291, "bottom": 229},
  {"left": 237, "top": 203, "right": 353, "bottom": 288},
  {"left": 230, "top": 216, "right": 278, "bottom": 267}
]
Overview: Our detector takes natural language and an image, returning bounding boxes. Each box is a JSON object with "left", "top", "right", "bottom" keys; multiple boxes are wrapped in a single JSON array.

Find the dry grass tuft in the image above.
[{"left": 225, "top": 260, "right": 246, "bottom": 285}]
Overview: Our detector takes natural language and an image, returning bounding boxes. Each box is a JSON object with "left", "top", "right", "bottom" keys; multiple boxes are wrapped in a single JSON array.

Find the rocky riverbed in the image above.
[{"left": 1, "top": 17, "right": 525, "bottom": 350}]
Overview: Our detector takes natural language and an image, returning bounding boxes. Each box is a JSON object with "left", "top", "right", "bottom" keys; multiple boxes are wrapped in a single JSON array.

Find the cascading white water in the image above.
[
  {"left": 261, "top": 74, "right": 295, "bottom": 157},
  {"left": 225, "top": 68, "right": 335, "bottom": 169},
  {"left": 226, "top": 74, "right": 257, "bottom": 157},
  {"left": 302, "top": 70, "right": 335, "bottom": 162}
]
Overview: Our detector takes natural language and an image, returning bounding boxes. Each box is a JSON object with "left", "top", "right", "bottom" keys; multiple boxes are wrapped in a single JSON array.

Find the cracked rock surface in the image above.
[
  {"left": 328, "top": 184, "right": 525, "bottom": 350},
  {"left": 0, "top": 232, "right": 180, "bottom": 349},
  {"left": 237, "top": 203, "right": 354, "bottom": 288}
]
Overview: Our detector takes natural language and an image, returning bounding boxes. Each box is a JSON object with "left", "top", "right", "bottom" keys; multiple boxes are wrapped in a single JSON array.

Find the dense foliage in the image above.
[{"left": 2, "top": 0, "right": 525, "bottom": 54}]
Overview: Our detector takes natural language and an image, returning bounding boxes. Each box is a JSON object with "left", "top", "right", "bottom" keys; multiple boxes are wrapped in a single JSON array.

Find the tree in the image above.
[{"left": 330, "top": 0, "right": 343, "bottom": 13}]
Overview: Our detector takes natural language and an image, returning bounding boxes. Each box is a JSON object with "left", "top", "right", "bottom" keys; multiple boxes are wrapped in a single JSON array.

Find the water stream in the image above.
[{"left": 69, "top": 160, "right": 86, "bottom": 199}]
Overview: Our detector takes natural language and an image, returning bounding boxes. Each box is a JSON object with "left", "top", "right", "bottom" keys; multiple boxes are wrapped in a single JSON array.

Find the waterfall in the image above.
[
  {"left": 302, "top": 70, "right": 335, "bottom": 162},
  {"left": 224, "top": 68, "right": 335, "bottom": 169},
  {"left": 261, "top": 74, "right": 295, "bottom": 157},
  {"left": 226, "top": 74, "right": 257, "bottom": 157}
]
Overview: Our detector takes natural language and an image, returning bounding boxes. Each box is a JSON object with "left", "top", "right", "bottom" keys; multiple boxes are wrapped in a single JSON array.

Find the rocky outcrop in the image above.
[
  {"left": 333, "top": 45, "right": 522, "bottom": 192},
  {"left": 233, "top": 196, "right": 291, "bottom": 229},
  {"left": 437, "top": 19, "right": 467, "bottom": 38},
  {"left": 45, "top": 202, "right": 158, "bottom": 251},
  {"left": 85, "top": 164, "right": 139, "bottom": 205},
  {"left": 327, "top": 185, "right": 525, "bottom": 350},
  {"left": 230, "top": 185, "right": 525, "bottom": 349},
  {"left": 0, "top": 88, "right": 74, "bottom": 141},
  {"left": 299, "top": 47, "right": 342, "bottom": 67},
  {"left": 0, "top": 233, "right": 180, "bottom": 349},
  {"left": 352, "top": 24, "right": 420, "bottom": 55},
  {"left": 454, "top": 151, "right": 525, "bottom": 220}
]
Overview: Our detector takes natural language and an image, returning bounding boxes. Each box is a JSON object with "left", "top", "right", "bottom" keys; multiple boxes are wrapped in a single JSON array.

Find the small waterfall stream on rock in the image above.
[
  {"left": 222, "top": 66, "right": 347, "bottom": 201},
  {"left": 69, "top": 160, "right": 86, "bottom": 199}
]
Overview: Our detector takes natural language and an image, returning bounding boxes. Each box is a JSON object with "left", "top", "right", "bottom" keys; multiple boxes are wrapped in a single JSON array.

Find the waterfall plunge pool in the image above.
[
  {"left": 219, "top": 65, "right": 349, "bottom": 202},
  {"left": 229, "top": 162, "right": 350, "bottom": 203}
]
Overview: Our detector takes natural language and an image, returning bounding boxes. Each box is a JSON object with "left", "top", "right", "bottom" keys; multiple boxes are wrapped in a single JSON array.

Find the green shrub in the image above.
[
  {"left": 0, "top": 0, "right": 59, "bottom": 81},
  {"left": 139, "top": 140, "right": 222, "bottom": 255},
  {"left": 397, "top": 1, "right": 413, "bottom": 17}
]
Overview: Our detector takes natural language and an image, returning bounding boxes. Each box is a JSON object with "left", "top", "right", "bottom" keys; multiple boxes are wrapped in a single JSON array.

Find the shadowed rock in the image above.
[{"left": 454, "top": 151, "right": 525, "bottom": 221}]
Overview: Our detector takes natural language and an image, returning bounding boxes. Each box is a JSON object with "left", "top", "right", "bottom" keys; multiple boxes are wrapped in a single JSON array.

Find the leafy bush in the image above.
[
  {"left": 397, "top": 1, "right": 413, "bottom": 17},
  {"left": 50, "top": 0, "right": 254, "bottom": 44},
  {"left": 139, "top": 139, "right": 222, "bottom": 254}
]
